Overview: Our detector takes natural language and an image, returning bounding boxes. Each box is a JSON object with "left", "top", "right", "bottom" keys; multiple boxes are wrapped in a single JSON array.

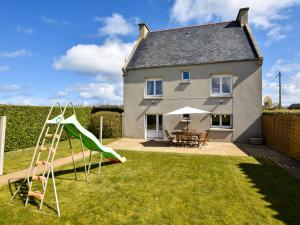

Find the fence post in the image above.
[
  {"left": 0, "top": 116, "right": 6, "bottom": 176},
  {"left": 99, "top": 116, "right": 103, "bottom": 143}
]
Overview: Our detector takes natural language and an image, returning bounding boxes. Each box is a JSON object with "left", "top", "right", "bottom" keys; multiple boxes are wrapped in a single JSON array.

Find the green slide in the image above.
[{"left": 47, "top": 114, "right": 126, "bottom": 163}]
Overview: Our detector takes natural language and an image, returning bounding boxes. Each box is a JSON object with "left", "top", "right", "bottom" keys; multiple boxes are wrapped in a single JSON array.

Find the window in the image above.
[
  {"left": 211, "top": 114, "right": 232, "bottom": 128},
  {"left": 182, "top": 71, "right": 190, "bottom": 82},
  {"left": 181, "top": 114, "right": 191, "bottom": 122},
  {"left": 211, "top": 75, "right": 232, "bottom": 96},
  {"left": 145, "top": 79, "right": 163, "bottom": 97}
]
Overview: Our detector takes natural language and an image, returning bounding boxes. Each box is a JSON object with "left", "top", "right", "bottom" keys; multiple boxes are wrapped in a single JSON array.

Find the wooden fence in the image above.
[{"left": 262, "top": 114, "right": 300, "bottom": 161}]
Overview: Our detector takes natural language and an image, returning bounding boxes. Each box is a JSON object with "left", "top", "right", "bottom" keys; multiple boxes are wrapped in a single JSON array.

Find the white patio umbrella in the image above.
[{"left": 164, "top": 106, "right": 211, "bottom": 131}]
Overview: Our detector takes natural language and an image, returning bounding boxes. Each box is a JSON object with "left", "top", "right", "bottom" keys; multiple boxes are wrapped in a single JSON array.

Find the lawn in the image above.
[
  {"left": 1, "top": 151, "right": 300, "bottom": 224},
  {"left": 3, "top": 138, "right": 118, "bottom": 174}
]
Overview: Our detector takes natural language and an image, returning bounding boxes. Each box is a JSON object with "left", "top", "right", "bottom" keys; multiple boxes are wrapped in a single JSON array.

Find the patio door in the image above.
[{"left": 146, "top": 114, "right": 163, "bottom": 140}]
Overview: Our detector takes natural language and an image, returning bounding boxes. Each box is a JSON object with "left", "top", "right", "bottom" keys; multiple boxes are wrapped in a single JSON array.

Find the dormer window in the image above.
[{"left": 182, "top": 71, "right": 190, "bottom": 82}]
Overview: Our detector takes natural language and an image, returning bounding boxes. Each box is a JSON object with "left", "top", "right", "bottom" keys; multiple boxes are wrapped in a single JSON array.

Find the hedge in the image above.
[
  {"left": 91, "top": 105, "right": 124, "bottom": 114},
  {"left": 263, "top": 109, "right": 300, "bottom": 116},
  {"left": 0, "top": 105, "right": 92, "bottom": 152},
  {"left": 88, "top": 111, "right": 122, "bottom": 138}
]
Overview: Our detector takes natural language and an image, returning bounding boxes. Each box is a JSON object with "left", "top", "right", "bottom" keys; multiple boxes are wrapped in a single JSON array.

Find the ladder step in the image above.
[
  {"left": 40, "top": 147, "right": 55, "bottom": 152},
  {"left": 28, "top": 191, "right": 44, "bottom": 200},
  {"left": 35, "top": 160, "right": 51, "bottom": 166},
  {"left": 32, "top": 175, "right": 47, "bottom": 182},
  {"left": 45, "top": 133, "right": 60, "bottom": 139}
]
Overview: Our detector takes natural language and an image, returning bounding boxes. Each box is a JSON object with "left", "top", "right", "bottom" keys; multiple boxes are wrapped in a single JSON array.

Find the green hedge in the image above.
[
  {"left": 0, "top": 105, "right": 92, "bottom": 152},
  {"left": 263, "top": 109, "right": 300, "bottom": 116},
  {"left": 88, "top": 111, "right": 122, "bottom": 138}
]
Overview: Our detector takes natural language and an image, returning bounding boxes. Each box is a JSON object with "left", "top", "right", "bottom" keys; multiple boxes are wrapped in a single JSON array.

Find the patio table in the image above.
[{"left": 171, "top": 131, "right": 202, "bottom": 147}]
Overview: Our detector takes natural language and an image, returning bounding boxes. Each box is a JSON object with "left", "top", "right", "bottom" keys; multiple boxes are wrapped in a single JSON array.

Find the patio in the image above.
[{"left": 108, "top": 138, "right": 247, "bottom": 156}]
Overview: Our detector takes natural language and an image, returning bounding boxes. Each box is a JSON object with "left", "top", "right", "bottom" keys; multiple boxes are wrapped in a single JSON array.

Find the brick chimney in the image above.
[
  {"left": 236, "top": 7, "right": 249, "bottom": 27},
  {"left": 138, "top": 23, "right": 150, "bottom": 38}
]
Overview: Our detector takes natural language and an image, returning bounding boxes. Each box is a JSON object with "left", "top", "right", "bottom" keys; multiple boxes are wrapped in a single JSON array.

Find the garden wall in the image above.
[{"left": 262, "top": 111, "right": 300, "bottom": 161}]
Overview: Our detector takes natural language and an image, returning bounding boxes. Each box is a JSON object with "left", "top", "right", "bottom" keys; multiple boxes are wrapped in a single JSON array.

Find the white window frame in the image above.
[
  {"left": 181, "top": 71, "right": 190, "bottom": 82},
  {"left": 211, "top": 114, "right": 233, "bottom": 129},
  {"left": 145, "top": 78, "right": 163, "bottom": 98},
  {"left": 210, "top": 75, "right": 232, "bottom": 97}
]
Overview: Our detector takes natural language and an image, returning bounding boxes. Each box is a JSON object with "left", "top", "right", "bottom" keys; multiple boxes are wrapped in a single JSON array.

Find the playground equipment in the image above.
[{"left": 11, "top": 101, "right": 126, "bottom": 216}]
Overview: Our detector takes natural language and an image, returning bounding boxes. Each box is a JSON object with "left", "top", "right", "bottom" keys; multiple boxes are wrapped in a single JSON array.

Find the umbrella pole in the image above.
[{"left": 187, "top": 117, "right": 189, "bottom": 132}]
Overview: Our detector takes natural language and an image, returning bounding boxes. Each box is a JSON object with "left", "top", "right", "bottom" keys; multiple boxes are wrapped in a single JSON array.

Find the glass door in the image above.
[{"left": 146, "top": 115, "right": 163, "bottom": 140}]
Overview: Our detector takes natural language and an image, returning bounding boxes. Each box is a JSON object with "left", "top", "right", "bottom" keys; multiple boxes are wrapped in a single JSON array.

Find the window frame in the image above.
[
  {"left": 210, "top": 75, "right": 232, "bottom": 97},
  {"left": 211, "top": 114, "right": 233, "bottom": 129},
  {"left": 181, "top": 71, "right": 190, "bottom": 82},
  {"left": 145, "top": 78, "right": 163, "bottom": 98}
]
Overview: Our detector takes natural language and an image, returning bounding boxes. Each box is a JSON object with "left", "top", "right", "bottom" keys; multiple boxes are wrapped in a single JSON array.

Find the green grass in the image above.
[
  {"left": 3, "top": 138, "right": 118, "bottom": 174},
  {"left": 1, "top": 151, "right": 300, "bottom": 224}
]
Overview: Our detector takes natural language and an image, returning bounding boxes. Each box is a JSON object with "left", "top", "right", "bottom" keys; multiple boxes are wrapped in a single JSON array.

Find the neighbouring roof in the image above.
[
  {"left": 288, "top": 104, "right": 300, "bottom": 109},
  {"left": 126, "top": 21, "right": 258, "bottom": 70}
]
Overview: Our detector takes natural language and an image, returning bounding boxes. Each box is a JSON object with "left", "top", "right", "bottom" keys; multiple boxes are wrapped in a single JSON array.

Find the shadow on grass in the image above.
[
  {"left": 239, "top": 162, "right": 300, "bottom": 224},
  {"left": 53, "top": 161, "right": 119, "bottom": 178},
  {"left": 8, "top": 178, "right": 57, "bottom": 213}
]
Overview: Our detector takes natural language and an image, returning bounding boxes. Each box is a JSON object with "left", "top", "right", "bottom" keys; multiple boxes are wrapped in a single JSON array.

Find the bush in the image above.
[
  {"left": 263, "top": 109, "right": 300, "bottom": 116},
  {"left": 91, "top": 105, "right": 124, "bottom": 114},
  {"left": 88, "top": 111, "right": 122, "bottom": 138},
  {"left": 0, "top": 105, "right": 92, "bottom": 152}
]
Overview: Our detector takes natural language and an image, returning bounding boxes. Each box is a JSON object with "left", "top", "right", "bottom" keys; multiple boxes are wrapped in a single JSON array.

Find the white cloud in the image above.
[
  {"left": 15, "top": 25, "right": 34, "bottom": 34},
  {"left": 0, "top": 84, "right": 21, "bottom": 92},
  {"left": 74, "top": 81, "right": 122, "bottom": 104},
  {"left": 41, "top": 16, "right": 69, "bottom": 25},
  {"left": 53, "top": 89, "right": 70, "bottom": 98},
  {"left": 94, "top": 13, "right": 137, "bottom": 36},
  {"left": 53, "top": 39, "right": 133, "bottom": 76},
  {"left": 0, "top": 65, "right": 10, "bottom": 72},
  {"left": 170, "top": 0, "right": 300, "bottom": 43},
  {"left": 53, "top": 13, "right": 137, "bottom": 104},
  {"left": 0, "top": 49, "right": 31, "bottom": 58},
  {"left": 267, "top": 59, "right": 300, "bottom": 77}
]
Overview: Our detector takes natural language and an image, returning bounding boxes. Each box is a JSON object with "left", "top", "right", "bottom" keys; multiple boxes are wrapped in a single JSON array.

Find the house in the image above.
[
  {"left": 288, "top": 104, "right": 300, "bottom": 110},
  {"left": 122, "top": 8, "right": 263, "bottom": 143}
]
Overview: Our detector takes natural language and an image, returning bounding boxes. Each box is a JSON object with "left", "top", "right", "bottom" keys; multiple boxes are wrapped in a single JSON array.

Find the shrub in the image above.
[
  {"left": 263, "top": 109, "right": 300, "bottom": 116},
  {"left": 0, "top": 105, "right": 91, "bottom": 152},
  {"left": 88, "top": 111, "right": 122, "bottom": 138},
  {"left": 91, "top": 105, "right": 124, "bottom": 114}
]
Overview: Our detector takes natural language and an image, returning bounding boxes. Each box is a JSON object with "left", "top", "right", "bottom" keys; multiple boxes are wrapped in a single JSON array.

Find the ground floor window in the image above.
[{"left": 211, "top": 114, "right": 232, "bottom": 128}]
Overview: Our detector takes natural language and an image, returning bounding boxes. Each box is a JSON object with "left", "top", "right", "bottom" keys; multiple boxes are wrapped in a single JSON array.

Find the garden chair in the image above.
[
  {"left": 165, "top": 130, "right": 175, "bottom": 145},
  {"left": 199, "top": 130, "right": 210, "bottom": 148}
]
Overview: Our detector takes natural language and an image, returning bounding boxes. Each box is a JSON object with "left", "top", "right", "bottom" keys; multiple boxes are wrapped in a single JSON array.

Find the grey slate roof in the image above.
[{"left": 127, "top": 21, "right": 258, "bottom": 69}]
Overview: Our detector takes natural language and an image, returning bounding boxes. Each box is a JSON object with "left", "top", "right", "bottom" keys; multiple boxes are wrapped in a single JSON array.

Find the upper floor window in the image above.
[
  {"left": 211, "top": 75, "right": 232, "bottom": 96},
  {"left": 182, "top": 71, "right": 190, "bottom": 82},
  {"left": 145, "top": 79, "right": 163, "bottom": 97},
  {"left": 211, "top": 114, "right": 232, "bottom": 129}
]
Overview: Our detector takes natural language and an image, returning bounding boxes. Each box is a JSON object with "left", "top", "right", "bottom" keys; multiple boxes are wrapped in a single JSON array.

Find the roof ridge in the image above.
[{"left": 151, "top": 20, "right": 236, "bottom": 33}]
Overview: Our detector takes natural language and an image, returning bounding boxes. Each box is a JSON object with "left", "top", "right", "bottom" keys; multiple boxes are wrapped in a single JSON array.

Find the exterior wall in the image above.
[{"left": 123, "top": 60, "right": 262, "bottom": 143}]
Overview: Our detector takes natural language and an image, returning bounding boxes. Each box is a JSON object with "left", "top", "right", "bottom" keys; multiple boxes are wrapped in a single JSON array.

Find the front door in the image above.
[{"left": 146, "top": 114, "right": 163, "bottom": 140}]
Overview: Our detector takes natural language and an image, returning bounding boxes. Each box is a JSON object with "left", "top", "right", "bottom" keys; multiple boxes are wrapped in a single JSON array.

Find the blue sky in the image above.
[{"left": 0, "top": 0, "right": 300, "bottom": 106}]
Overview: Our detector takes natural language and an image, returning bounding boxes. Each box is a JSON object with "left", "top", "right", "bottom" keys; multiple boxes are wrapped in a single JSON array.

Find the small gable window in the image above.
[{"left": 182, "top": 71, "right": 190, "bottom": 82}]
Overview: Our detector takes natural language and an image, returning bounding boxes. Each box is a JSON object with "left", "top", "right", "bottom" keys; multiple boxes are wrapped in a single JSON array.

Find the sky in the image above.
[{"left": 0, "top": 0, "right": 300, "bottom": 106}]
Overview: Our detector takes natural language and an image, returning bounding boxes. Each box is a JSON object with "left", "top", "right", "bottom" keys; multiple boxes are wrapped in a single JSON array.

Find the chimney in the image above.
[
  {"left": 138, "top": 23, "right": 150, "bottom": 38},
  {"left": 236, "top": 7, "right": 249, "bottom": 27}
]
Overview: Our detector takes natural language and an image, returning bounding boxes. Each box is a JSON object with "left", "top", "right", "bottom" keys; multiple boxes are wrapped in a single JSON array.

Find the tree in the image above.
[{"left": 263, "top": 96, "right": 273, "bottom": 109}]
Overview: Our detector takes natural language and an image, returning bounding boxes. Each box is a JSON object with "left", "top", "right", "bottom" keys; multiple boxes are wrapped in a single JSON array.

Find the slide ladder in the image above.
[{"left": 10, "top": 102, "right": 87, "bottom": 217}]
